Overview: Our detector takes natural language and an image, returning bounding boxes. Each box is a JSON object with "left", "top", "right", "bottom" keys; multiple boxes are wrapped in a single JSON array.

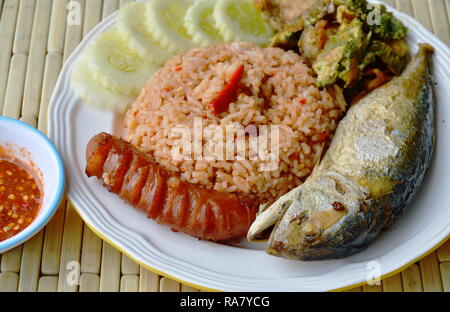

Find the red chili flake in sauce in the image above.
[
  {"left": 332, "top": 201, "right": 345, "bottom": 211},
  {"left": 175, "top": 67, "right": 182, "bottom": 71},
  {"left": 0, "top": 156, "right": 42, "bottom": 242},
  {"left": 209, "top": 64, "right": 245, "bottom": 115},
  {"left": 299, "top": 98, "right": 307, "bottom": 105}
]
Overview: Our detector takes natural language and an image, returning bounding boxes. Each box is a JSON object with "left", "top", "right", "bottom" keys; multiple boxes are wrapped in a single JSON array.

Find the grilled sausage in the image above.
[{"left": 85, "top": 133, "right": 259, "bottom": 242}]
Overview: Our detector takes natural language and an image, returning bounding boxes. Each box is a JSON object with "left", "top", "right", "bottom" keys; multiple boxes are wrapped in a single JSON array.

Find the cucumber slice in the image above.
[
  {"left": 117, "top": 2, "right": 173, "bottom": 64},
  {"left": 213, "top": 0, "right": 274, "bottom": 45},
  {"left": 71, "top": 55, "right": 135, "bottom": 113},
  {"left": 145, "top": 0, "right": 196, "bottom": 54},
  {"left": 86, "top": 29, "right": 158, "bottom": 96},
  {"left": 185, "top": 0, "right": 225, "bottom": 46}
]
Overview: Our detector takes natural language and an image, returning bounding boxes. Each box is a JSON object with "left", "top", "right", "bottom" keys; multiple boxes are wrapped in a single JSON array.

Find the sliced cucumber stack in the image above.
[
  {"left": 185, "top": 0, "right": 225, "bottom": 46},
  {"left": 86, "top": 29, "right": 158, "bottom": 96},
  {"left": 71, "top": 56, "right": 135, "bottom": 113},
  {"left": 146, "top": 0, "right": 196, "bottom": 54}
]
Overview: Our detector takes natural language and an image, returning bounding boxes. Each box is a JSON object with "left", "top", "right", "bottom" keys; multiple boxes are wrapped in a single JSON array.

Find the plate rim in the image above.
[{"left": 48, "top": 1, "right": 450, "bottom": 291}]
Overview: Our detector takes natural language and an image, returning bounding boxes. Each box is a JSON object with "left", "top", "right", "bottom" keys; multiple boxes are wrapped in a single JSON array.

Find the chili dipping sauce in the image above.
[{"left": 0, "top": 154, "right": 42, "bottom": 242}]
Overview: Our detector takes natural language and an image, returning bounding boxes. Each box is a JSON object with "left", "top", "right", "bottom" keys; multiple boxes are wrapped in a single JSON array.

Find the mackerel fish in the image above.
[{"left": 247, "top": 44, "right": 435, "bottom": 260}]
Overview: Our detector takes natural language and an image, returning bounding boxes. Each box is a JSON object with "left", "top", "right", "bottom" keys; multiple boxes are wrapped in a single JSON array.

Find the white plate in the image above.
[{"left": 48, "top": 1, "right": 450, "bottom": 291}]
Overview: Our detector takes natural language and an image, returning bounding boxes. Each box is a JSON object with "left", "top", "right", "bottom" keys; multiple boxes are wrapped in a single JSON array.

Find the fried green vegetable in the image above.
[
  {"left": 270, "top": 29, "right": 301, "bottom": 50},
  {"left": 298, "top": 20, "right": 328, "bottom": 61},
  {"left": 256, "top": 0, "right": 324, "bottom": 30},
  {"left": 366, "top": 4, "right": 408, "bottom": 41},
  {"left": 269, "top": 0, "right": 332, "bottom": 47},
  {"left": 313, "top": 18, "right": 366, "bottom": 87},
  {"left": 335, "top": 0, "right": 408, "bottom": 40},
  {"left": 360, "top": 40, "right": 409, "bottom": 75},
  {"left": 336, "top": 0, "right": 368, "bottom": 16}
]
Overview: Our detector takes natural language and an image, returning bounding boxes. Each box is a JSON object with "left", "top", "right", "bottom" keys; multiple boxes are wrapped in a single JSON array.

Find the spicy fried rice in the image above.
[{"left": 124, "top": 42, "right": 346, "bottom": 204}]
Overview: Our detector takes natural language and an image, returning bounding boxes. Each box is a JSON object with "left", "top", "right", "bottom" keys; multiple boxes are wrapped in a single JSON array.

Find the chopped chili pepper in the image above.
[
  {"left": 317, "top": 131, "right": 328, "bottom": 143},
  {"left": 299, "top": 98, "right": 307, "bottom": 104},
  {"left": 209, "top": 64, "right": 245, "bottom": 115},
  {"left": 175, "top": 67, "right": 182, "bottom": 71},
  {"left": 332, "top": 201, "right": 345, "bottom": 211}
]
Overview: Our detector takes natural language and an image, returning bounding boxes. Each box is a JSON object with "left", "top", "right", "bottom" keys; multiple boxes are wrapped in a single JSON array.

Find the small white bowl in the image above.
[{"left": 0, "top": 116, "right": 65, "bottom": 253}]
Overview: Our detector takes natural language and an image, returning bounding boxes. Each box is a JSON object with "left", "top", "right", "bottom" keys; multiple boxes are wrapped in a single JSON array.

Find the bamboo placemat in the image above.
[{"left": 0, "top": 0, "right": 449, "bottom": 292}]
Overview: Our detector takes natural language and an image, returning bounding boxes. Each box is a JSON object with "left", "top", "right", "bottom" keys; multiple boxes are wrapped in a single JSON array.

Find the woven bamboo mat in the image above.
[{"left": 0, "top": 0, "right": 449, "bottom": 293}]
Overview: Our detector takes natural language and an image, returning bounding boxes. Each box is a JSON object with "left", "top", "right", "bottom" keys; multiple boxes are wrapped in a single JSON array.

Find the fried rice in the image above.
[{"left": 124, "top": 42, "right": 346, "bottom": 204}]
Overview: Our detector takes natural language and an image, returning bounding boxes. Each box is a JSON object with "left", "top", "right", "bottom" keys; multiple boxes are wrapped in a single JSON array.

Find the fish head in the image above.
[{"left": 248, "top": 172, "right": 370, "bottom": 260}]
